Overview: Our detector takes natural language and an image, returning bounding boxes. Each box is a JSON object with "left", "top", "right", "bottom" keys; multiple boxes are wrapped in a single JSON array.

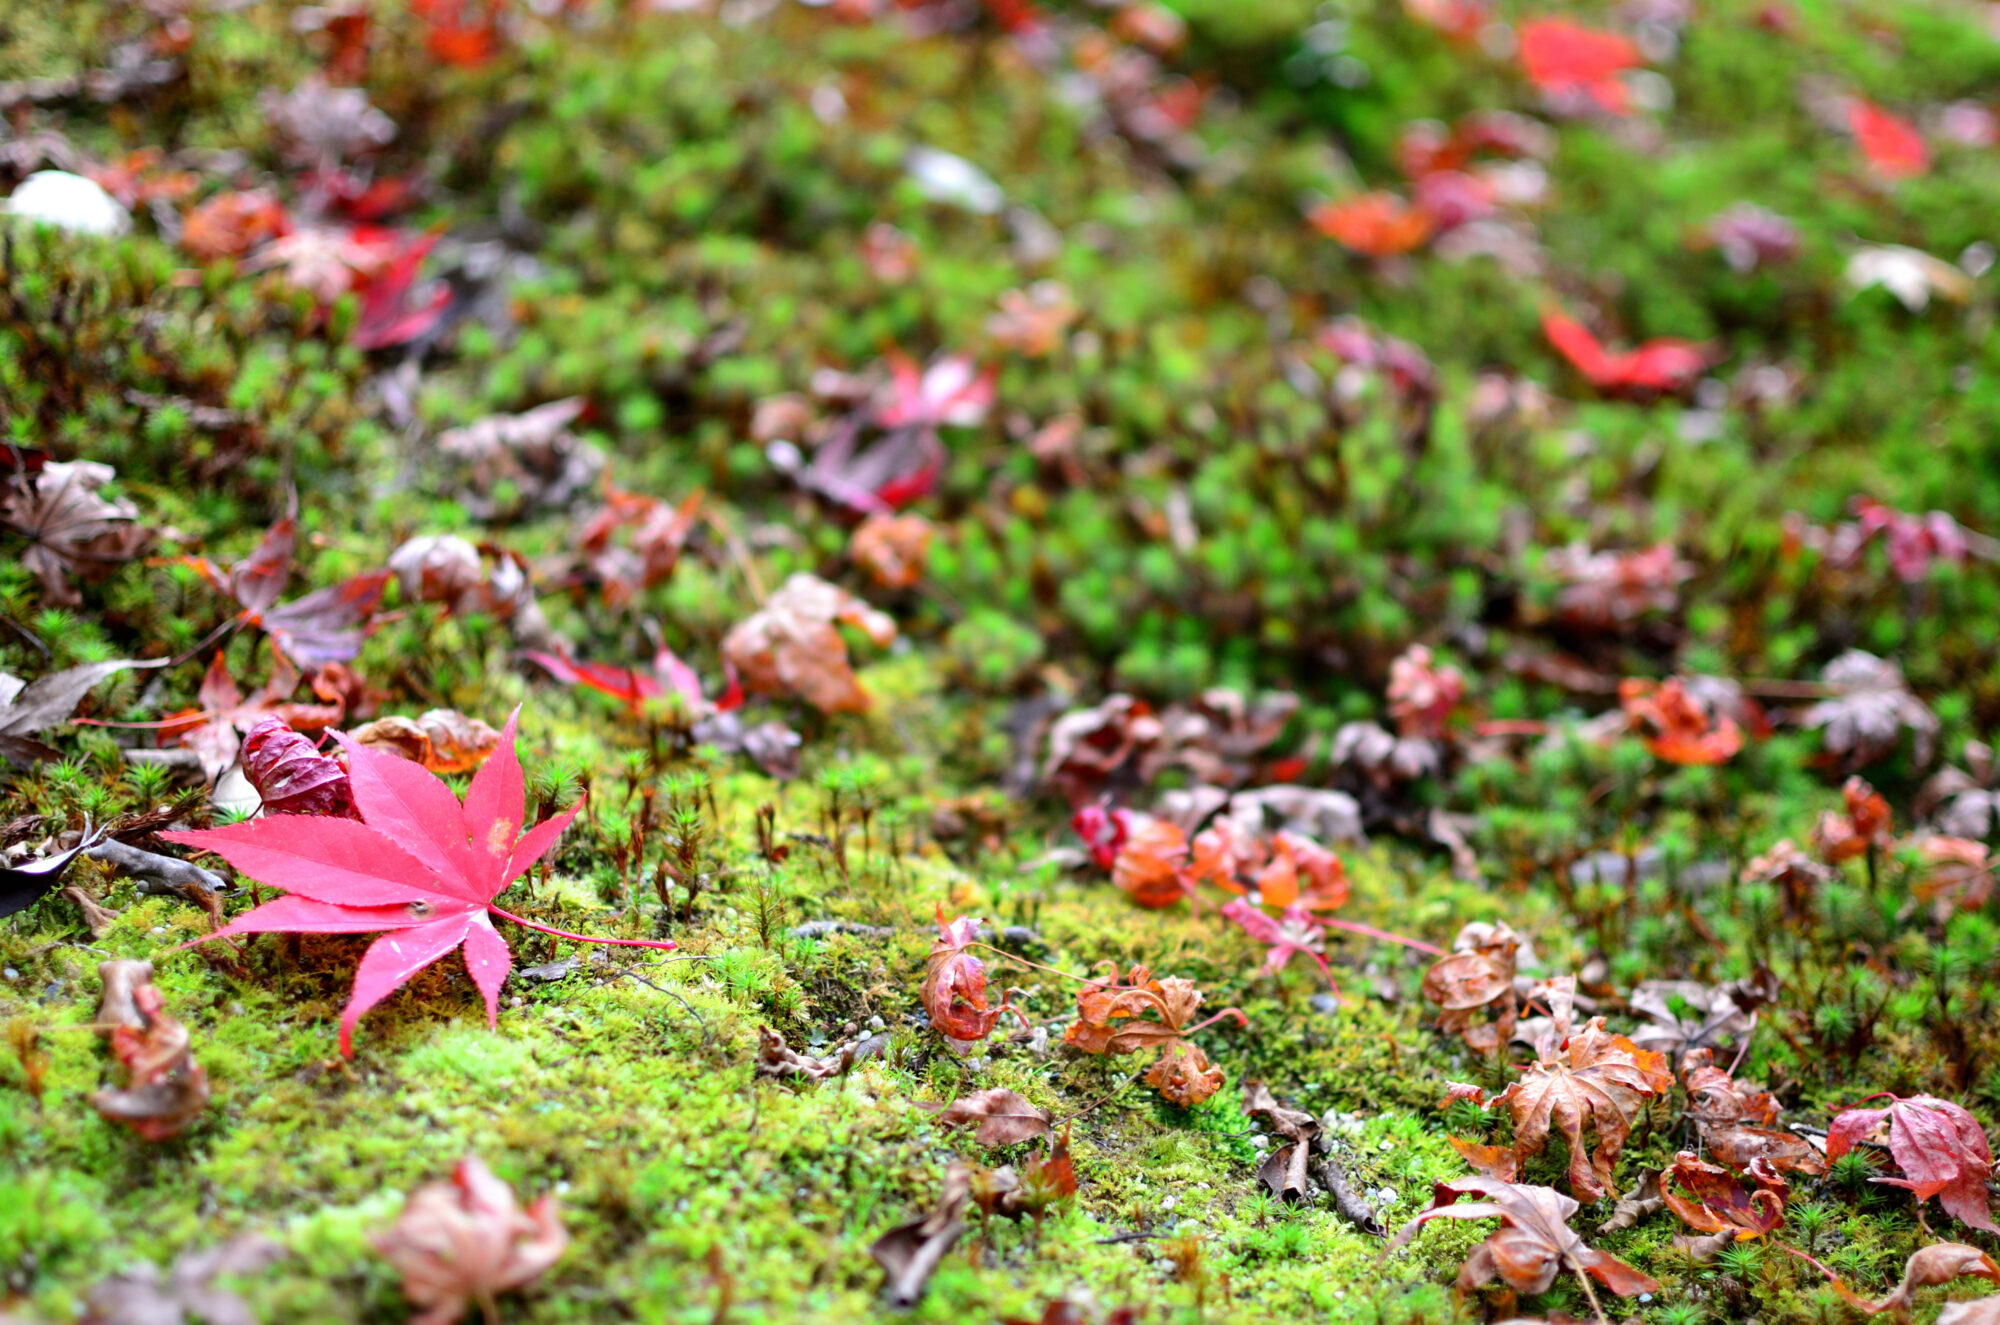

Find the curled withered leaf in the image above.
[
  {"left": 753, "top": 1026, "right": 851, "bottom": 1081},
  {"left": 96, "top": 959, "right": 154, "bottom": 1032},
  {"left": 1491, "top": 978, "right": 1672, "bottom": 1202},
  {"left": 1840, "top": 1242, "right": 2000, "bottom": 1317},
  {"left": 1680, "top": 1049, "right": 1825, "bottom": 1176},
  {"left": 389, "top": 535, "right": 548, "bottom": 642},
  {"left": 239, "top": 716, "right": 357, "bottom": 818},
  {"left": 921, "top": 907, "right": 1024, "bottom": 1042},
  {"left": 1146, "top": 1040, "right": 1225, "bottom": 1108},
  {"left": 1942, "top": 1295, "right": 2000, "bottom": 1325},
  {"left": 80, "top": 1234, "right": 285, "bottom": 1325},
  {"left": 1245, "top": 1081, "right": 1320, "bottom": 1202},
  {"left": 849, "top": 513, "right": 933, "bottom": 590},
  {"left": 1815, "top": 775, "right": 1894, "bottom": 864},
  {"left": 436, "top": 398, "right": 604, "bottom": 517},
  {"left": 871, "top": 1163, "right": 970, "bottom": 1309},
  {"left": 1112, "top": 817, "right": 1195, "bottom": 909},
  {"left": 373, "top": 1156, "right": 568, "bottom": 1325},
  {"left": 1627, "top": 968, "right": 1776, "bottom": 1061},
  {"left": 1800, "top": 650, "right": 1937, "bottom": 770},
  {"left": 0, "top": 460, "right": 155, "bottom": 606},
  {"left": 349, "top": 709, "right": 501, "bottom": 774},
  {"left": 1661, "top": 1150, "right": 1785, "bottom": 1247},
  {"left": 1065, "top": 966, "right": 1244, "bottom": 1107},
  {"left": 920, "top": 1088, "right": 1051, "bottom": 1147},
  {"left": 1598, "top": 1169, "right": 1663, "bottom": 1233},
  {"left": 1391, "top": 1177, "right": 1659, "bottom": 1299},
  {"left": 1421, "top": 921, "right": 1520, "bottom": 1055},
  {"left": 1619, "top": 678, "right": 1742, "bottom": 765},
  {"left": 91, "top": 965, "right": 209, "bottom": 1142},
  {"left": 721, "top": 573, "right": 896, "bottom": 714}
]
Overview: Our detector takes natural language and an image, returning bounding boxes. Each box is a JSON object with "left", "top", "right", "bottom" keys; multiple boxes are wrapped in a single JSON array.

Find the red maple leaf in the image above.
[
  {"left": 177, "top": 513, "right": 390, "bottom": 668},
  {"left": 1849, "top": 100, "right": 1929, "bottom": 180},
  {"left": 1542, "top": 308, "right": 1709, "bottom": 397},
  {"left": 1518, "top": 19, "right": 1642, "bottom": 114},
  {"left": 525, "top": 645, "right": 733, "bottom": 717},
  {"left": 1827, "top": 1094, "right": 1996, "bottom": 1233},
  {"left": 920, "top": 905, "right": 1028, "bottom": 1042},
  {"left": 164, "top": 709, "right": 673, "bottom": 1055}
]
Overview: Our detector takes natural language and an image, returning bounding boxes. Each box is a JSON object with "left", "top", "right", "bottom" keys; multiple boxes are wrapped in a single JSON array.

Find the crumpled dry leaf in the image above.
[
  {"left": 1145, "top": 1039, "right": 1225, "bottom": 1107},
  {"left": 1489, "top": 977, "right": 1672, "bottom": 1202},
  {"left": 849, "top": 512, "right": 933, "bottom": 590},
  {"left": 1544, "top": 542, "right": 1690, "bottom": 632},
  {"left": 753, "top": 1026, "right": 853, "bottom": 1081},
  {"left": 92, "top": 960, "right": 210, "bottom": 1141},
  {"left": 0, "top": 460, "right": 156, "bottom": 606},
  {"left": 1815, "top": 775, "right": 1895, "bottom": 863},
  {"left": 436, "top": 398, "right": 604, "bottom": 518},
  {"left": 1449, "top": 1135, "right": 1521, "bottom": 1183},
  {"left": 373, "top": 1156, "right": 568, "bottom": 1325},
  {"left": 1922, "top": 740, "right": 2000, "bottom": 839},
  {"left": 389, "top": 535, "right": 548, "bottom": 641},
  {"left": 1111, "top": 817, "right": 1195, "bottom": 908},
  {"left": 920, "top": 1088, "right": 1052, "bottom": 1146},
  {"left": 349, "top": 709, "right": 501, "bottom": 774},
  {"left": 1841, "top": 1242, "right": 2000, "bottom": 1316},
  {"left": 160, "top": 652, "right": 344, "bottom": 787},
  {"left": 1597, "top": 1169, "right": 1662, "bottom": 1233},
  {"left": 575, "top": 485, "right": 704, "bottom": 606},
  {"left": 1422, "top": 921, "right": 1521, "bottom": 1055},
  {"left": 1390, "top": 1177, "right": 1659, "bottom": 1298},
  {"left": 721, "top": 573, "right": 896, "bottom": 714},
  {"left": 1741, "top": 838, "right": 1833, "bottom": 916},
  {"left": 1063, "top": 965, "right": 1243, "bottom": 1106},
  {"left": 1681, "top": 1049, "right": 1825, "bottom": 1176},
  {"left": 1914, "top": 835, "right": 1996, "bottom": 919},
  {"left": 1800, "top": 650, "right": 1937, "bottom": 770},
  {"left": 1332, "top": 719, "right": 1440, "bottom": 785},
  {"left": 1619, "top": 677, "right": 1742, "bottom": 765},
  {"left": 239, "top": 715, "right": 357, "bottom": 818},
  {"left": 1627, "top": 967, "right": 1776, "bottom": 1060},
  {"left": 921, "top": 907, "right": 1023, "bottom": 1042},
  {"left": 81, "top": 1234, "right": 285, "bottom": 1325},
  {"left": 1245, "top": 1081, "right": 1322, "bottom": 1202},
  {"left": 1661, "top": 1150, "right": 1786, "bottom": 1253},
  {"left": 871, "top": 1163, "right": 970, "bottom": 1309}
]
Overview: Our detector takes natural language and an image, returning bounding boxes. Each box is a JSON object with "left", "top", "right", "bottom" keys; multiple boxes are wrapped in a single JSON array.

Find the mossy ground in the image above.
[{"left": 4, "top": 0, "right": 2000, "bottom": 1321}]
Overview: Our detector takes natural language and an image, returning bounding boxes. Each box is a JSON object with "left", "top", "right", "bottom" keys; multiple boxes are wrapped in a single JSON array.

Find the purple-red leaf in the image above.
[
  {"left": 240, "top": 716, "right": 356, "bottom": 818},
  {"left": 1828, "top": 1095, "right": 1996, "bottom": 1233}
]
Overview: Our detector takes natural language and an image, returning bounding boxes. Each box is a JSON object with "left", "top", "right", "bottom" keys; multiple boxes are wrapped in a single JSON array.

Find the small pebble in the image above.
[
  {"left": 510, "top": 995, "right": 525, "bottom": 1008},
  {"left": 1378, "top": 1139, "right": 1393, "bottom": 1151},
  {"left": 149, "top": 926, "right": 169, "bottom": 936},
  {"left": 2, "top": 967, "right": 16, "bottom": 981},
  {"left": 866, "top": 1015, "right": 886, "bottom": 1032}
]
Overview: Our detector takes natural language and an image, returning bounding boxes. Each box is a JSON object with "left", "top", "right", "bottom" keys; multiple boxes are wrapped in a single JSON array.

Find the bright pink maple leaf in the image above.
[
  {"left": 164, "top": 709, "right": 673, "bottom": 1055},
  {"left": 1827, "top": 1094, "right": 1996, "bottom": 1232},
  {"left": 1220, "top": 897, "right": 1337, "bottom": 987},
  {"left": 1849, "top": 100, "right": 1928, "bottom": 180},
  {"left": 1518, "top": 19, "right": 1642, "bottom": 114},
  {"left": 1542, "top": 308, "right": 1709, "bottom": 396}
]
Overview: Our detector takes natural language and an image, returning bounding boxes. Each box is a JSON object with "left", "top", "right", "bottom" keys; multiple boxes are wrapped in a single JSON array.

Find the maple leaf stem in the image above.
[
  {"left": 1186, "top": 1007, "right": 1249, "bottom": 1034},
  {"left": 486, "top": 905, "right": 678, "bottom": 952},
  {"left": 1321, "top": 917, "right": 1444, "bottom": 955},
  {"left": 966, "top": 940, "right": 1087, "bottom": 982}
]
